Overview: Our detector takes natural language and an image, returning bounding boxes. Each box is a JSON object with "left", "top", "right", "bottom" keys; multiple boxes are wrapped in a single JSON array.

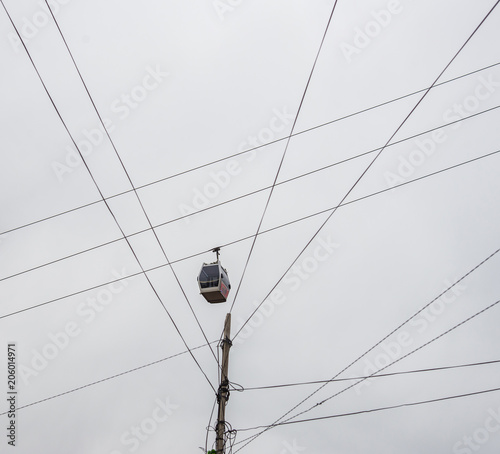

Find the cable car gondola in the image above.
[{"left": 197, "top": 248, "right": 231, "bottom": 303}]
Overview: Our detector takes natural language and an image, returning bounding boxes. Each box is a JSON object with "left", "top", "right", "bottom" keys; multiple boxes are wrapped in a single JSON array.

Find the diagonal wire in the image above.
[
  {"left": 2, "top": 60, "right": 499, "bottom": 239},
  {"left": 43, "top": 0, "right": 219, "bottom": 368},
  {"left": 6, "top": 350, "right": 500, "bottom": 417},
  {"left": 231, "top": 0, "right": 500, "bottom": 436},
  {"left": 240, "top": 359, "right": 500, "bottom": 391},
  {"left": 0, "top": 340, "right": 217, "bottom": 416},
  {"left": 235, "top": 247, "right": 500, "bottom": 447},
  {"left": 0, "top": 0, "right": 216, "bottom": 393},
  {"left": 232, "top": 0, "right": 500, "bottom": 341},
  {"left": 235, "top": 297, "right": 500, "bottom": 449},
  {"left": 125, "top": 104, "right": 500, "bottom": 230},
  {"left": 228, "top": 0, "right": 341, "bottom": 313},
  {"left": 236, "top": 386, "right": 500, "bottom": 430},
  {"left": 205, "top": 396, "right": 218, "bottom": 454},
  {"left": 1, "top": 148, "right": 499, "bottom": 321},
  {"left": 1, "top": 102, "right": 499, "bottom": 285},
  {"left": 2, "top": 0, "right": 498, "bottom": 433}
]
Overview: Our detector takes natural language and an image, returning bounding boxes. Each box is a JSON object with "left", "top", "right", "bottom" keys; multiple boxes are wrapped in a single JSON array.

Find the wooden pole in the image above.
[{"left": 216, "top": 313, "right": 231, "bottom": 454}]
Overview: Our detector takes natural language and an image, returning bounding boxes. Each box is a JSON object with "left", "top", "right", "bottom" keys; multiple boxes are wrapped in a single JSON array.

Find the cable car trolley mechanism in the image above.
[{"left": 197, "top": 247, "right": 231, "bottom": 303}]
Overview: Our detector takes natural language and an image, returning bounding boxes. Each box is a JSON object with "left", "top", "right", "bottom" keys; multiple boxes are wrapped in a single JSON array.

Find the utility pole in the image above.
[{"left": 216, "top": 313, "right": 232, "bottom": 454}]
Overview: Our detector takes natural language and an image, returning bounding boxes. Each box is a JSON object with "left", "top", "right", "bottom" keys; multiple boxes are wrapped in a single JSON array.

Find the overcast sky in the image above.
[{"left": 1, "top": 0, "right": 500, "bottom": 453}]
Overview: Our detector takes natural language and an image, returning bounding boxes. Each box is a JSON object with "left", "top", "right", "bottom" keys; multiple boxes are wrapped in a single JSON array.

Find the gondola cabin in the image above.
[{"left": 197, "top": 261, "right": 231, "bottom": 303}]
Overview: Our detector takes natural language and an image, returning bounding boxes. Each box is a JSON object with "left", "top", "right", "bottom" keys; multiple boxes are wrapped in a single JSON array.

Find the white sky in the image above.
[{"left": 1, "top": 0, "right": 500, "bottom": 453}]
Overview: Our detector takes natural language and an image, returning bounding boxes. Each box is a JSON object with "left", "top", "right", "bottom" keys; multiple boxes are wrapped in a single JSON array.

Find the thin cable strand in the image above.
[
  {"left": 43, "top": 0, "right": 219, "bottom": 367},
  {"left": 236, "top": 386, "right": 500, "bottom": 431},
  {"left": 235, "top": 248, "right": 500, "bottom": 440},
  {"left": 232, "top": 0, "right": 500, "bottom": 341},
  {"left": 1, "top": 102, "right": 499, "bottom": 285},
  {"left": 1, "top": 149, "right": 499, "bottom": 321},
  {"left": 229, "top": 0, "right": 340, "bottom": 313},
  {"left": 0, "top": 1, "right": 216, "bottom": 393},
  {"left": 240, "top": 359, "right": 500, "bottom": 391},
  {"left": 1, "top": 61, "right": 498, "bottom": 239},
  {"left": 0, "top": 340, "right": 217, "bottom": 417},
  {"left": 235, "top": 298, "right": 500, "bottom": 449}
]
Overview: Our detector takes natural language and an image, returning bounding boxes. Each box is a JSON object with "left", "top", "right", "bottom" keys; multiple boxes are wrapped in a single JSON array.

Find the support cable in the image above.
[
  {"left": 0, "top": 0, "right": 216, "bottom": 393},
  {"left": 0, "top": 340, "right": 217, "bottom": 417},
  {"left": 2, "top": 61, "right": 499, "bottom": 239},
  {"left": 234, "top": 247, "right": 500, "bottom": 445},
  {"left": 232, "top": 0, "right": 500, "bottom": 341},
  {"left": 228, "top": 0, "right": 341, "bottom": 313},
  {"left": 204, "top": 396, "right": 218, "bottom": 454},
  {"left": 1, "top": 103, "right": 499, "bottom": 285},
  {"left": 43, "top": 0, "right": 219, "bottom": 368},
  {"left": 239, "top": 358, "right": 500, "bottom": 391},
  {"left": 1, "top": 150, "right": 499, "bottom": 321},
  {"left": 5, "top": 350, "right": 500, "bottom": 417},
  {"left": 236, "top": 386, "right": 500, "bottom": 430},
  {"left": 234, "top": 297, "right": 500, "bottom": 449}
]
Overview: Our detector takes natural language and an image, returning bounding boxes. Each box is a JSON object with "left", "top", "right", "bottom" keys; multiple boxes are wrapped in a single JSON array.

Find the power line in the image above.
[
  {"left": 0, "top": 236, "right": 123, "bottom": 283},
  {"left": 0, "top": 340, "right": 217, "bottom": 417},
  {"left": 239, "top": 359, "right": 500, "bottom": 391},
  {"left": 43, "top": 0, "right": 219, "bottom": 369},
  {"left": 3, "top": 104, "right": 499, "bottom": 285},
  {"left": 235, "top": 3, "right": 500, "bottom": 417},
  {"left": 228, "top": 0, "right": 340, "bottom": 313},
  {"left": 235, "top": 251, "right": 500, "bottom": 429},
  {"left": 11, "top": 273, "right": 490, "bottom": 432},
  {"left": 3, "top": 4, "right": 498, "bottom": 450},
  {"left": 205, "top": 396, "right": 218, "bottom": 454},
  {"left": 0, "top": 199, "right": 102, "bottom": 238},
  {"left": 234, "top": 298, "right": 500, "bottom": 449},
  {"left": 78, "top": 103, "right": 500, "bottom": 232},
  {"left": 1, "top": 1, "right": 216, "bottom": 394},
  {"left": 255, "top": 148, "right": 500, "bottom": 237},
  {"left": 11, "top": 349, "right": 492, "bottom": 416},
  {"left": 235, "top": 386, "right": 500, "bottom": 430},
  {"left": 2, "top": 57, "right": 498, "bottom": 239},
  {"left": 231, "top": 0, "right": 500, "bottom": 343},
  {"left": 45, "top": 0, "right": 500, "bottom": 410},
  {"left": 1, "top": 148, "right": 499, "bottom": 321},
  {"left": 2, "top": 5, "right": 499, "bottom": 447}
]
